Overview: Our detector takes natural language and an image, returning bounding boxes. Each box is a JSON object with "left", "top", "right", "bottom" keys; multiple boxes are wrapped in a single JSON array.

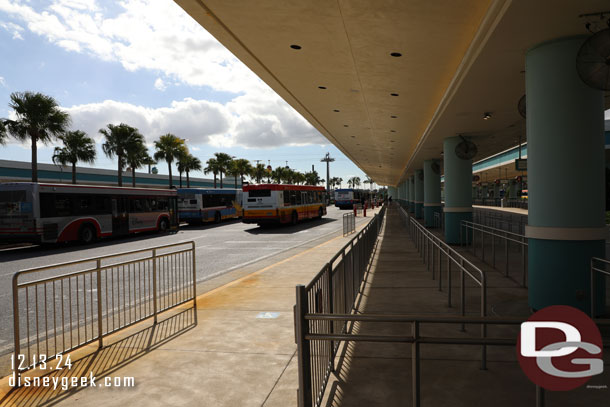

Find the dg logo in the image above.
[{"left": 517, "top": 305, "right": 604, "bottom": 391}]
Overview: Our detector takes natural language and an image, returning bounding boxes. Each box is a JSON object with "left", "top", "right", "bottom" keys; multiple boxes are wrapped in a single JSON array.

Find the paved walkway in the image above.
[
  {"left": 320, "top": 205, "right": 609, "bottom": 407},
  {"left": 0, "top": 208, "right": 380, "bottom": 407}
]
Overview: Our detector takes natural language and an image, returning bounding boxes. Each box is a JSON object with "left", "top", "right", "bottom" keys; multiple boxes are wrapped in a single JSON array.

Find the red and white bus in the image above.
[
  {"left": 0, "top": 183, "right": 178, "bottom": 244},
  {"left": 242, "top": 184, "right": 326, "bottom": 226}
]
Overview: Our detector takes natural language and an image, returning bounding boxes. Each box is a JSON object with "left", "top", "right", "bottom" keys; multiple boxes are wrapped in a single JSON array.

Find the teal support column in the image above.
[
  {"left": 526, "top": 36, "right": 605, "bottom": 314},
  {"left": 409, "top": 176, "right": 415, "bottom": 212},
  {"left": 414, "top": 169, "right": 424, "bottom": 219},
  {"left": 402, "top": 180, "right": 407, "bottom": 207},
  {"left": 443, "top": 136, "right": 473, "bottom": 244},
  {"left": 424, "top": 160, "right": 441, "bottom": 227},
  {"left": 388, "top": 186, "right": 397, "bottom": 201}
]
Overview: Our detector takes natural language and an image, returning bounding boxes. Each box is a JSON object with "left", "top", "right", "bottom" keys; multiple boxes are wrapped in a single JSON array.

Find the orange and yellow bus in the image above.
[{"left": 242, "top": 184, "right": 326, "bottom": 226}]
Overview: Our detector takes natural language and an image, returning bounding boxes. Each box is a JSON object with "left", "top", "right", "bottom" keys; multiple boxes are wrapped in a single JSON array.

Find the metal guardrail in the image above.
[
  {"left": 460, "top": 220, "right": 528, "bottom": 287},
  {"left": 472, "top": 207, "right": 527, "bottom": 235},
  {"left": 342, "top": 213, "right": 355, "bottom": 236},
  {"left": 12, "top": 241, "right": 197, "bottom": 373},
  {"left": 433, "top": 211, "right": 443, "bottom": 230},
  {"left": 398, "top": 207, "right": 488, "bottom": 364},
  {"left": 300, "top": 313, "right": 610, "bottom": 407},
  {"left": 295, "top": 205, "right": 386, "bottom": 407},
  {"left": 591, "top": 257, "right": 610, "bottom": 317}
]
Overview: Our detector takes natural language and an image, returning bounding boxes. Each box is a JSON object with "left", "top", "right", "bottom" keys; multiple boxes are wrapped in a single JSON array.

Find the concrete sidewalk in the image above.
[{"left": 0, "top": 208, "right": 381, "bottom": 407}]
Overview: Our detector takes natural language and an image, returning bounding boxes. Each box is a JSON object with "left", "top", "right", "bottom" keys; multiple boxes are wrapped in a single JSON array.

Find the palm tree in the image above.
[
  {"left": 153, "top": 133, "right": 187, "bottom": 189},
  {"left": 364, "top": 176, "right": 374, "bottom": 190},
  {"left": 348, "top": 176, "right": 361, "bottom": 189},
  {"left": 214, "top": 152, "right": 233, "bottom": 188},
  {"left": 0, "top": 121, "right": 7, "bottom": 145},
  {"left": 52, "top": 130, "right": 97, "bottom": 184},
  {"left": 3, "top": 91, "right": 70, "bottom": 182},
  {"left": 293, "top": 171, "right": 306, "bottom": 185},
  {"left": 125, "top": 138, "right": 150, "bottom": 187},
  {"left": 251, "top": 163, "right": 266, "bottom": 184},
  {"left": 178, "top": 154, "right": 202, "bottom": 188},
  {"left": 230, "top": 159, "right": 253, "bottom": 186},
  {"left": 204, "top": 157, "right": 220, "bottom": 188},
  {"left": 304, "top": 170, "right": 321, "bottom": 186},
  {"left": 100, "top": 123, "right": 143, "bottom": 187},
  {"left": 143, "top": 156, "right": 156, "bottom": 174},
  {"left": 272, "top": 166, "right": 289, "bottom": 184},
  {"left": 175, "top": 148, "right": 189, "bottom": 188}
]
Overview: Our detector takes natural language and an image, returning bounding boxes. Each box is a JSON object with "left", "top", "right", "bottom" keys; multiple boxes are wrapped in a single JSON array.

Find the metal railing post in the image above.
[
  {"left": 590, "top": 259, "right": 595, "bottom": 318},
  {"left": 12, "top": 273, "right": 20, "bottom": 380},
  {"left": 447, "top": 254, "right": 452, "bottom": 307},
  {"left": 192, "top": 241, "right": 198, "bottom": 324},
  {"left": 412, "top": 321, "right": 420, "bottom": 407},
  {"left": 152, "top": 248, "right": 158, "bottom": 324},
  {"left": 460, "top": 258, "right": 465, "bottom": 332},
  {"left": 295, "top": 285, "right": 312, "bottom": 407},
  {"left": 96, "top": 259, "right": 103, "bottom": 348}
]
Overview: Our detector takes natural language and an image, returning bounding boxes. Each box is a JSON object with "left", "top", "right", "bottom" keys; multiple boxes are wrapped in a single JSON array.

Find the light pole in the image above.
[{"left": 321, "top": 152, "right": 334, "bottom": 203}]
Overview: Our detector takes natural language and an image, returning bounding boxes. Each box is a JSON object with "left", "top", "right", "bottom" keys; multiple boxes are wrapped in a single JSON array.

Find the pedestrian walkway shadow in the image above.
[{"left": 0, "top": 307, "right": 196, "bottom": 407}]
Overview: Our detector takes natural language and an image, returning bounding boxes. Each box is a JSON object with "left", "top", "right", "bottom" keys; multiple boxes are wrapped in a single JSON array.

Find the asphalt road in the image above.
[{"left": 0, "top": 206, "right": 366, "bottom": 358}]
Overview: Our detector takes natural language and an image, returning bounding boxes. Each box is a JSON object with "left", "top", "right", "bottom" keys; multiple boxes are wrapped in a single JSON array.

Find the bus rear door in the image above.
[{"left": 111, "top": 197, "right": 129, "bottom": 236}]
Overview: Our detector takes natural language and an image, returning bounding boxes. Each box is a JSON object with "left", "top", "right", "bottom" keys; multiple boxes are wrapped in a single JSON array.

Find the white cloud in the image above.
[
  {"left": 0, "top": 20, "right": 24, "bottom": 39},
  {"left": 154, "top": 77, "right": 166, "bottom": 91},
  {"left": 0, "top": 76, "right": 5, "bottom": 87},
  {"left": 61, "top": 96, "right": 325, "bottom": 149},
  {"left": 0, "top": 0, "right": 328, "bottom": 149}
]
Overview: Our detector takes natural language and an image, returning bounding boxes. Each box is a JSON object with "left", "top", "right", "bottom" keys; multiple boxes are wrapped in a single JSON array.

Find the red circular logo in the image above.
[{"left": 517, "top": 305, "right": 603, "bottom": 391}]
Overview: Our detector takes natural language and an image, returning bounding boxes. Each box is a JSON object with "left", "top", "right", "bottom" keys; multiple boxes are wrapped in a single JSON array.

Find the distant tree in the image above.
[
  {"left": 178, "top": 154, "right": 202, "bottom": 188},
  {"left": 0, "top": 121, "right": 7, "bottom": 145},
  {"left": 364, "top": 176, "right": 374, "bottom": 190},
  {"left": 348, "top": 176, "right": 361, "bottom": 188},
  {"left": 230, "top": 158, "right": 253, "bottom": 187},
  {"left": 251, "top": 163, "right": 266, "bottom": 184},
  {"left": 204, "top": 157, "right": 220, "bottom": 188},
  {"left": 293, "top": 171, "right": 306, "bottom": 185},
  {"left": 142, "top": 155, "right": 156, "bottom": 174},
  {"left": 153, "top": 133, "right": 187, "bottom": 189},
  {"left": 100, "top": 123, "right": 143, "bottom": 187},
  {"left": 125, "top": 136, "right": 149, "bottom": 187},
  {"left": 283, "top": 168, "right": 296, "bottom": 184},
  {"left": 214, "top": 152, "right": 234, "bottom": 188},
  {"left": 3, "top": 91, "right": 70, "bottom": 182},
  {"left": 52, "top": 130, "right": 97, "bottom": 184},
  {"left": 271, "top": 166, "right": 289, "bottom": 184},
  {"left": 304, "top": 170, "right": 322, "bottom": 186}
]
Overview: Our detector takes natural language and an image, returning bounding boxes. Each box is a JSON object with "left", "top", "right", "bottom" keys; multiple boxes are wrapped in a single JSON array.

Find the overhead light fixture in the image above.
[
  {"left": 391, "top": 93, "right": 399, "bottom": 97},
  {"left": 333, "top": 109, "right": 340, "bottom": 112},
  {"left": 290, "top": 44, "right": 302, "bottom": 50},
  {"left": 483, "top": 112, "right": 492, "bottom": 120},
  {"left": 318, "top": 86, "right": 327, "bottom": 89},
  {"left": 390, "top": 52, "right": 402, "bottom": 57}
]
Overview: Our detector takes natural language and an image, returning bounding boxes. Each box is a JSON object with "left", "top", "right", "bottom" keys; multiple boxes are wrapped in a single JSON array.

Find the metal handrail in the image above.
[
  {"left": 398, "top": 206, "right": 488, "bottom": 370},
  {"left": 301, "top": 312, "right": 610, "bottom": 407},
  {"left": 12, "top": 241, "right": 197, "bottom": 373},
  {"left": 460, "top": 220, "right": 528, "bottom": 287},
  {"left": 590, "top": 257, "right": 610, "bottom": 317},
  {"left": 342, "top": 213, "right": 355, "bottom": 236},
  {"left": 296, "top": 204, "right": 386, "bottom": 407}
]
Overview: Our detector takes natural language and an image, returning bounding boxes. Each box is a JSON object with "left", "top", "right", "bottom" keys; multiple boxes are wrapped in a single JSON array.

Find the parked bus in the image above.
[
  {"left": 242, "top": 184, "right": 326, "bottom": 226},
  {"left": 177, "top": 188, "right": 242, "bottom": 224},
  {"left": 0, "top": 183, "right": 178, "bottom": 244},
  {"left": 334, "top": 188, "right": 363, "bottom": 209}
]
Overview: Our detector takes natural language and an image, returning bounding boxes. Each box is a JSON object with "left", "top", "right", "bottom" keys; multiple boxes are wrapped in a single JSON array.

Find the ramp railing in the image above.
[
  {"left": 295, "top": 205, "right": 385, "bottom": 407},
  {"left": 12, "top": 241, "right": 197, "bottom": 373}
]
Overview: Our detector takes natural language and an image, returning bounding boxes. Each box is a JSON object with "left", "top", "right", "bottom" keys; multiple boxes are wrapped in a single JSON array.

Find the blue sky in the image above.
[{"left": 0, "top": 0, "right": 373, "bottom": 188}]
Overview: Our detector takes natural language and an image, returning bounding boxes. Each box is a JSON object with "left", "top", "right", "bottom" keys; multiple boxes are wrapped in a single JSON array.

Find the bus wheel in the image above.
[
  {"left": 79, "top": 224, "right": 96, "bottom": 244},
  {"left": 214, "top": 212, "right": 222, "bottom": 224},
  {"left": 291, "top": 211, "right": 298, "bottom": 225},
  {"left": 159, "top": 218, "right": 169, "bottom": 232},
  {"left": 318, "top": 207, "right": 323, "bottom": 219}
]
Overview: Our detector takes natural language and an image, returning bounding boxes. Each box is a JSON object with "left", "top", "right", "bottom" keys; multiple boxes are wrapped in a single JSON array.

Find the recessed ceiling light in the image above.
[
  {"left": 391, "top": 115, "right": 397, "bottom": 118},
  {"left": 483, "top": 112, "right": 492, "bottom": 120},
  {"left": 391, "top": 93, "right": 399, "bottom": 96},
  {"left": 351, "top": 135, "right": 356, "bottom": 138},
  {"left": 390, "top": 140, "right": 395, "bottom": 142},
  {"left": 333, "top": 109, "right": 340, "bottom": 112},
  {"left": 390, "top": 130, "right": 396, "bottom": 133},
  {"left": 344, "top": 124, "right": 349, "bottom": 127},
  {"left": 290, "top": 44, "right": 302, "bottom": 50},
  {"left": 390, "top": 52, "right": 402, "bottom": 57},
  {"left": 318, "top": 86, "right": 327, "bottom": 89}
]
